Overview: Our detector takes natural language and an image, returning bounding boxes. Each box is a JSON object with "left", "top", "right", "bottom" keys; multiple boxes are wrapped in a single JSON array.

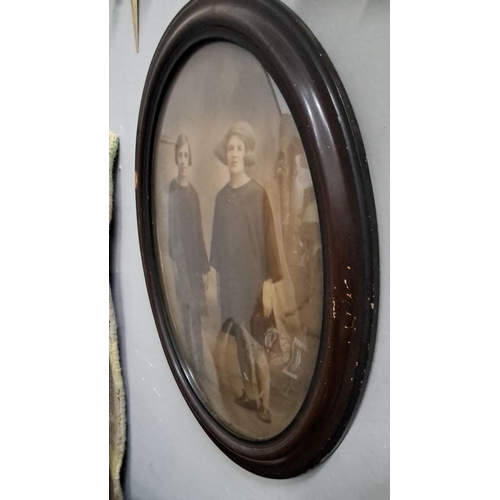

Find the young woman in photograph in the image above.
[
  {"left": 210, "top": 121, "right": 283, "bottom": 423},
  {"left": 168, "top": 133, "right": 210, "bottom": 378}
]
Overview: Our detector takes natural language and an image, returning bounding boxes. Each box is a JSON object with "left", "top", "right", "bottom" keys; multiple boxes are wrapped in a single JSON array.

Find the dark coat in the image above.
[{"left": 210, "top": 179, "right": 282, "bottom": 330}]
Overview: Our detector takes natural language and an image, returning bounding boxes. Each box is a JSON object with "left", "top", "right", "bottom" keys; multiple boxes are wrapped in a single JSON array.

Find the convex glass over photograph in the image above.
[{"left": 153, "top": 42, "right": 323, "bottom": 440}]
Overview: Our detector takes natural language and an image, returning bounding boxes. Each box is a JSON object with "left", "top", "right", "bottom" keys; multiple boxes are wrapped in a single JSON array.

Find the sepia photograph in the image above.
[{"left": 153, "top": 42, "right": 323, "bottom": 440}]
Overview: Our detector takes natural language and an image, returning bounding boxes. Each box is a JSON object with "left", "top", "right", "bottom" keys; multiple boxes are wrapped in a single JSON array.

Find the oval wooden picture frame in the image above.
[{"left": 136, "top": 0, "right": 379, "bottom": 479}]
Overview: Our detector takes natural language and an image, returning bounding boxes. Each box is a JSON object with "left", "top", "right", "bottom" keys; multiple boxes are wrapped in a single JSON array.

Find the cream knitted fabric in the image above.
[{"left": 109, "top": 132, "right": 126, "bottom": 500}]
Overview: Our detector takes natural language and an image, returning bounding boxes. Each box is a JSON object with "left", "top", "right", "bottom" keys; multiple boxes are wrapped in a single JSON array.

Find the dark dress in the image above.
[
  {"left": 210, "top": 179, "right": 282, "bottom": 339},
  {"left": 168, "top": 178, "right": 210, "bottom": 372},
  {"left": 168, "top": 179, "right": 210, "bottom": 311}
]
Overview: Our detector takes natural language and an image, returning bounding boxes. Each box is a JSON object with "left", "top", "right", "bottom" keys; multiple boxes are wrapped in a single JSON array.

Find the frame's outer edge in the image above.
[{"left": 135, "top": 0, "right": 379, "bottom": 479}]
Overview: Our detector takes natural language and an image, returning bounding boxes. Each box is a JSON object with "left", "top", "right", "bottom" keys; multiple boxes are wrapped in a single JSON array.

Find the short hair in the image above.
[
  {"left": 214, "top": 121, "right": 257, "bottom": 167},
  {"left": 174, "top": 133, "right": 192, "bottom": 166}
]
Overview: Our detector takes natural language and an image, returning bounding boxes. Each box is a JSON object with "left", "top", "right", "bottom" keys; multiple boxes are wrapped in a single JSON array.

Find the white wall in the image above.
[{"left": 109, "top": 1, "right": 389, "bottom": 498}]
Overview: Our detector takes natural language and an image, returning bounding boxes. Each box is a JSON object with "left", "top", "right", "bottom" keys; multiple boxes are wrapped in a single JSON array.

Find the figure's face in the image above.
[
  {"left": 176, "top": 142, "right": 190, "bottom": 178},
  {"left": 226, "top": 135, "right": 245, "bottom": 175}
]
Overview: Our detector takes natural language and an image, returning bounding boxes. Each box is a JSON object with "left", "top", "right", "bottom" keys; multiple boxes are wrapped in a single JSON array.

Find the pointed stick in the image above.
[{"left": 131, "top": 0, "right": 139, "bottom": 52}]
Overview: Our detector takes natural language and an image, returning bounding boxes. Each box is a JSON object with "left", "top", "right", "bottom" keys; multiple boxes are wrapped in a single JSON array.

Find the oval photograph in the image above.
[{"left": 153, "top": 42, "right": 324, "bottom": 440}]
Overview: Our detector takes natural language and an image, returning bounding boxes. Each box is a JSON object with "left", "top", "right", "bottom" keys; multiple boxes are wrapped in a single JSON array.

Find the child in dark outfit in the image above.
[
  {"left": 211, "top": 122, "right": 283, "bottom": 423},
  {"left": 168, "top": 133, "right": 210, "bottom": 377}
]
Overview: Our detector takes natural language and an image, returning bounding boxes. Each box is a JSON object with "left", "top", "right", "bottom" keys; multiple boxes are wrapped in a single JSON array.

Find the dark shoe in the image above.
[
  {"left": 235, "top": 391, "right": 258, "bottom": 411},
  {"left": 257, "top": 403, "right": 271, "bottom": 424}
]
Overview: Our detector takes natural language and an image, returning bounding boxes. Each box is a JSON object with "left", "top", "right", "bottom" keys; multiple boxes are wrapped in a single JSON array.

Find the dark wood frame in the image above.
[{"left": 136, "top": 0, "right": 379, "bottom": 479}]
